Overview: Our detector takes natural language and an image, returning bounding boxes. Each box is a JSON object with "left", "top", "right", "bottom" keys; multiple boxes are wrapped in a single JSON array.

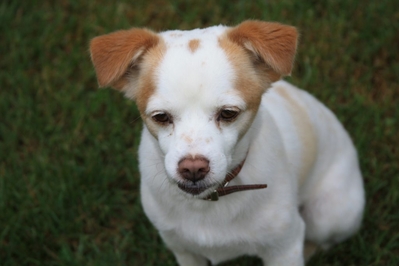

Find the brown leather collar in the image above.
[{"left": 203, "top": 157, "right": 267, "bottom": 201}]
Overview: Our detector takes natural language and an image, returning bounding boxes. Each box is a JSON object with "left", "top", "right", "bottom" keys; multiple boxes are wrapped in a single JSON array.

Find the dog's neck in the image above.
[{"left": 203, "top": 155, "right": 267, "bottom": 201}]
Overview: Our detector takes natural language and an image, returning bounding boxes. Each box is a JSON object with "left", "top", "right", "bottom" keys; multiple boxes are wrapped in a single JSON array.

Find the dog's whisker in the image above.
[
  {"left": 157, "top": 177, "right": 169, "bottom": 195},
  {"left": 129, "top": 115, "right": 142, "bottom": 124},
  {"left": 152, "top": 169, "right": 171, "bottom": 195}
]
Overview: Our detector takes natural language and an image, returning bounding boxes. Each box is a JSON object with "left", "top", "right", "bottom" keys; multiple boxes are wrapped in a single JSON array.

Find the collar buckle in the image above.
[{"left": 209, "top": 190, "right": 219, "bottom": 201}]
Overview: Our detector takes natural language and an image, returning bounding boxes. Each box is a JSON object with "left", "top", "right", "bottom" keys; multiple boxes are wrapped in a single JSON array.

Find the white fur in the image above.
[{"left": 135, "top": 27, "right": 365, "bottom": 265}]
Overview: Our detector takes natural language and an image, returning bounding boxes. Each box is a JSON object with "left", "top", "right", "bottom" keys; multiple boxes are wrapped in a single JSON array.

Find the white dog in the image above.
[{"left": 90, "top": 20, "right": 365, "bottom": 266}]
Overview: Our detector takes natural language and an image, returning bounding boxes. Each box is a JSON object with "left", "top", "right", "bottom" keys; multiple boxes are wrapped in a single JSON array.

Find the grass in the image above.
[{"left": 0, "top": 0, "right": 398, "bottom": 265}]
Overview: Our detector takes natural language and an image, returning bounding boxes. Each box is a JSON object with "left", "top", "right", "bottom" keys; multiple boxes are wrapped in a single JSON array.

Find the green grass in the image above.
[{"left": 1, "top": 0, "right": 398, "bottom": 265}]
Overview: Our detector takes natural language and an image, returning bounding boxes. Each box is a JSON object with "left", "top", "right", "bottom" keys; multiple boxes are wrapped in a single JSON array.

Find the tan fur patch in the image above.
[
  {"left": 275, "top": 87, "right": 317, "bottom": 185},
  {"left": 218, "top": 20, "right": 298, "bottom": 140},
  {"left": 188, "top": 39, "right": 200, "bottom": 53},
  {"left": 135, "top": 41, "right": 166, "bottom": 116},
  {"left": 218, "top": 36, "right": 267, "bottom": 112},
  {"left": 218, "top": 36, "right": 267, "bottom": 139}
]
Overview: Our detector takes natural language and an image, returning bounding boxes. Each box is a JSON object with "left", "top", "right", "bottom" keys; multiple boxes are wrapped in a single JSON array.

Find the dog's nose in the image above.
[{"left": 178, "top": 157, "right": 210, "bottom": 182}]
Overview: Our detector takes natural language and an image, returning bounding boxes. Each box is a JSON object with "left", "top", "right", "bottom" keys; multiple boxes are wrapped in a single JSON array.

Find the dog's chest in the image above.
[
  {"left": 169, "top": 231, "right": 260, "bottom": 264},
  {"left": 160, "top": 207, "right": 266, "bottom": 263}
]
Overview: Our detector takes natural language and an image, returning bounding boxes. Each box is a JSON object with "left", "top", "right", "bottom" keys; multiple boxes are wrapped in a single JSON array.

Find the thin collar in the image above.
[{"left": 203, "top": 157, "right": 267, "bottom": 201}]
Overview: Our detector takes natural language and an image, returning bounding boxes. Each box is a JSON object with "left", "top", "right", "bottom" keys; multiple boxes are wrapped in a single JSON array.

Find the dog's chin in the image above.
[{"left": 177, "top": 182, "right": 217, "bottom": 197}]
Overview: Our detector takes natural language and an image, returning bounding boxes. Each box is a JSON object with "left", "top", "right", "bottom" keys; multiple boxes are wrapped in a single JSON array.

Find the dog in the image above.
[{"left": 89, "top": 20, "right": 365, "bottom": 266}]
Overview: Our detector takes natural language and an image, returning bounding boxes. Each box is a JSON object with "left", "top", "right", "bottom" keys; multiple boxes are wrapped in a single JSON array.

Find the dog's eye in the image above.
[
  {"left": 218, "top": 109, "right": 239, "bottom": 122},
  {"left": 152, "top": 112, "right": 172, "bottom": 124}
]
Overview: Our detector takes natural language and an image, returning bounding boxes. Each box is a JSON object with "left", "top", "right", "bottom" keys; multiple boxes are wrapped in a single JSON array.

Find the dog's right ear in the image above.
[{"left": 90, "top": 29, "right": 159, "bottom": 90}]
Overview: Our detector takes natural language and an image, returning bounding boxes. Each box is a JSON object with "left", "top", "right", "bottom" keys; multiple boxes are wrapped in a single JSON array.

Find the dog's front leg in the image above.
[
  {"left": 261, "top": 244, "right": 305, "bottom": 266},
  {"left": 160, "top": 232, "right": 208, "bottom": 266},
  {"left": 260, "top": 215, "right": 305, "bottom": 266},
  {"left": 172, "top": 250, "right": 208, "bottom": 266}
]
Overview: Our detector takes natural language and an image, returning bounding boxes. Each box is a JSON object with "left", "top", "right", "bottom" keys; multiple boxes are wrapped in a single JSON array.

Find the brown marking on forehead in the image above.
[
  {"left": 275, "top": 86, "right": 317, "bottom": 185},
  {"left": 188, "top": 39, "right": 200, "bottom": 53},
  {"left": 182, "top": 133, "right": 193, "bottom": 143}
]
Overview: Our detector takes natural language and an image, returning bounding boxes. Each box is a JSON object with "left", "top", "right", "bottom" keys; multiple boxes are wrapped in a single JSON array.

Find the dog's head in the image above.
[{"left": 90, "top": 20, "right": 297, "bottom": 197}]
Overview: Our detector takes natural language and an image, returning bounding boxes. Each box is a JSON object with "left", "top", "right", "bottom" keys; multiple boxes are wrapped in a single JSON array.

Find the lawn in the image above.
[{"left": 1, "top": 0, "right": 398, "bottom": 265}]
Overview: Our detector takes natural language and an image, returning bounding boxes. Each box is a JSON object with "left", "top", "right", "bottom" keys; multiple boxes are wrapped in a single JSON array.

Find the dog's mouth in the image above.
[{"left": 177, "top": 183, "right": 214, "bottom": 195}]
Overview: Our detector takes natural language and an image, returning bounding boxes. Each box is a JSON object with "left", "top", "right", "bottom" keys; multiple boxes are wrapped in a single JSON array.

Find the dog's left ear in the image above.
[{"left": 227, "top": 20, "right": 298, "bottom": 82}]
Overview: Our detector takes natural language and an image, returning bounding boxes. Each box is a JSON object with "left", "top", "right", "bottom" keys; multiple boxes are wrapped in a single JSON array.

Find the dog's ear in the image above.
[
  {"left": 227, "top": 20, "right": 298, "bottom": 82},
  {"left": 90, "top": 28, "right": 159, "bottom": 90}
]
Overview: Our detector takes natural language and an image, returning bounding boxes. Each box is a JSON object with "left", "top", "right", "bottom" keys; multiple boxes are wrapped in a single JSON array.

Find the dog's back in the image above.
[{"left": 265, "top": 80, "right": 365, "bottom": 250}]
